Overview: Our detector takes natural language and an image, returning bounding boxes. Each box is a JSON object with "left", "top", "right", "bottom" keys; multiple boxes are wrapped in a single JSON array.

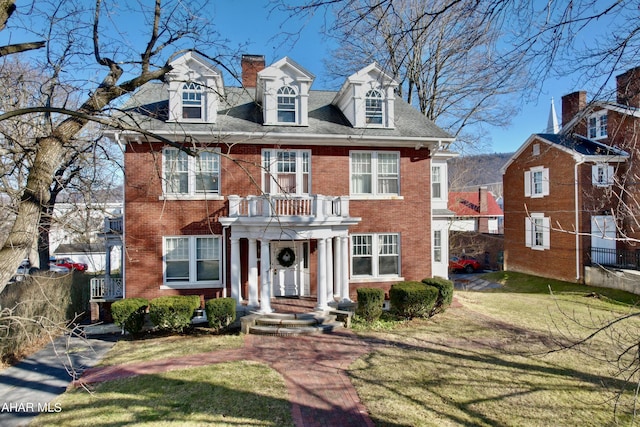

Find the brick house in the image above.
[
  {"left": 502, "top": 67, "right": 640, "bottom": 283},
  {"left": 448, "top": 187, "right": 503, "bottom": 234},
  {"left": 99, "top": 51, "right": 455, "bottom": 314}
]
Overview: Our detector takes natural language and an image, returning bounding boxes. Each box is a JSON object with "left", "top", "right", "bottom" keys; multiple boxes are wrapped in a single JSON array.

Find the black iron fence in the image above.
[{"left": 588, "top": 247, "right": 640, "bottom": 271}]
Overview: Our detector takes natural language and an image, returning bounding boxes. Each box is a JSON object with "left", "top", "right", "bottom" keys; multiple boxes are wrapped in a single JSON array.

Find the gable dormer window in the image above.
[
  {"left": 365, "top": 89, "right": 383, "bottom": 124},
  {"left": 277, "top": 86, "right": 297, "bottom": 123},
  {"left": 182, "top": 82, "right": 203, "bottom": 119}
]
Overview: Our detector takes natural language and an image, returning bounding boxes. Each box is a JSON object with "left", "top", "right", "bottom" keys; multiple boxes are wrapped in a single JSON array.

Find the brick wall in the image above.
[{"left": 124, "top": 143, "right": 433, "bottom": 301}]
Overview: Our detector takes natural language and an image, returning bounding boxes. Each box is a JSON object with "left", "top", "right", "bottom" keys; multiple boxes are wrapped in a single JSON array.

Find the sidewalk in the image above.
[{"left": 0, "top": 329, "right": 118, "bottom": 427}]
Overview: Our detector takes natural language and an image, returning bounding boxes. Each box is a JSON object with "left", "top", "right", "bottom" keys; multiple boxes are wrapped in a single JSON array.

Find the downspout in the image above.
[{"left": 574, "top": 159, "right": 586, "bottom": 281}]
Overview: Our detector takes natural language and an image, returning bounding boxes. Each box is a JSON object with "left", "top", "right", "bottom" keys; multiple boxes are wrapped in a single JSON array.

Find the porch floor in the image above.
[{"left": 265, "top": 297, "right": 319, "bottom": 314}]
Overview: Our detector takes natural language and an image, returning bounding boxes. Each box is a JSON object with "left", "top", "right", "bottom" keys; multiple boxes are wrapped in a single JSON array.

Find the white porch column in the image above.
[
  {"left": 316, "top": 238, "right": 329, "bottom": 311},
  {"left": 326, "top": 237, "right": 334, "bottom": 304},
  {"left": 248, "top": 238, "right": 259, "bottom": 307},
  {"left": 333, "top": 236, "right": 342, "bottom": 300},
  {"left": 104, "top": 243, "right": 112, "bottom": 282},
  {"left": 259, "top": 239, "right": 273, "bottom": 313},
  {"left": 340, "top": 235, "right": 351, "bottom": 302},
  {"left": 230, "top": 237, "right": 242, "bottom": 303}
]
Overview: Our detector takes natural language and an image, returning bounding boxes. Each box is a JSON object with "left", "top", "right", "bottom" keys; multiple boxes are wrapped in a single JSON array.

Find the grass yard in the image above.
[{"left": 30, "top": 271, "right": 640, "bottom": 426}]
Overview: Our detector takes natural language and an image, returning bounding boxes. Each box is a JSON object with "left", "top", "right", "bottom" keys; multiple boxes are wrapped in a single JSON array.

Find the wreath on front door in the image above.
[{"left": 277, "top": 247, "right": 296, "bottom": 268}]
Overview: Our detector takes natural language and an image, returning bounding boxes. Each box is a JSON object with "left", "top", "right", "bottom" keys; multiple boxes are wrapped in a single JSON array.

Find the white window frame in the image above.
[
  {"left": 525, "top": 213, "right": 550, "bottom": 250},
  {"left": 350, "top": 151, "right": 400, "bottom": 198},
  {"left": 181, "top": 82, "right": 204, "bottom": 121},
  {"left": 163, "top": 235, "right": 222, "bottom": 288},
  {"left": 262, "top": 149, "right": 311, "bottom": 195},
  {"left": 365, "top": 89, "right": 384, "bottom": 125},
  {"left": 592, "top": 164, "right": 614, "bottom": 187},
  {"left": 433, "top": 230, "right": 442, "bottom": 263},
  {"left": 432, "top": 166, "right": 442, "bottom": 199},
  {"left": 162, "top": 148, "right": 222, "bottom": 200},
  {"left": 588, "top": 111, "right": 608, "bottom": 139},
  {"left": 351, "top": 233, "right": 401, "bottom": 279},
  {"left": 277, "top": 86, "right": 297, "bottom": 124},
  {"left": 524, "top": 166, "right": 549, "bottom": 198}
]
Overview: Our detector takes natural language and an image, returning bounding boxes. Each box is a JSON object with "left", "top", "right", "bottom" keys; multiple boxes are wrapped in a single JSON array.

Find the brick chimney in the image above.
[
  {"left": 241, "top": 54, "right": 265, "bottom": 88},
  {"left": 561, "top": 91, "right": 587, "bottom": 127},
  {"left": 616, "top": 66, "right": 640, "bottom": 108}
]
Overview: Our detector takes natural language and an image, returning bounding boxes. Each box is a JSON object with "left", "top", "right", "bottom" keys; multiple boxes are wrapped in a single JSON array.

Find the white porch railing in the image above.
[
  {"left": 227, "top": 194, "right": 350, "bottom": 219},
  {"left": 104, "top": 216, "right": 123, "bottom": 234},
  {"left": 90, "top": 277, "right": 124, "bottom": 301}
]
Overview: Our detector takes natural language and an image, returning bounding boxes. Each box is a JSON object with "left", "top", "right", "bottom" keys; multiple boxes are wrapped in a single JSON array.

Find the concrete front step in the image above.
[{"left": 242, "top": 310, "right": 351, "bottom": 336}]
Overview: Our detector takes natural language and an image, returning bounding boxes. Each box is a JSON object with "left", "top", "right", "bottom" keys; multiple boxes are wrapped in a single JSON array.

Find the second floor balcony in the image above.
[{"left": 227, "top": 194, "right": 351, "bottom": 220}]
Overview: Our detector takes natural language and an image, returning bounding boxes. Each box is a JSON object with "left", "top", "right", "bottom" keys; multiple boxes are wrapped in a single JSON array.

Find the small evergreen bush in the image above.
[
  {"left": 149, "top": 295, "right": 201, "bottom": 333},
  {"left": 389, "top": 281, "right": 438, "bottom": 319},
  {"left": 356, "top": 287, "right": 385, "bottom": 322},
  {"left": 111, "top": 298, "right": 148, "bottom": 335},
  {"left": 423, "top": 276, "right": 454, "bottom": 314},
  {"left": 205, "top": 298, "right": 236, "bottom": 331}
]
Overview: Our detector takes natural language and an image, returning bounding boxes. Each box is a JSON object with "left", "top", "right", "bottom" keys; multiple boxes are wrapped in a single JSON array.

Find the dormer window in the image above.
[
  {"left": 182, "top": 82, "right": 203, "bottom": 119},
  {"left": 277, "top": 86, "right": 297, "bottom": 123},
  {"left": 588, "top": 111, "right": 607, "bottom": 139},
  {"left": 365, "top": 89, "right": 383, "bottom": 125}
]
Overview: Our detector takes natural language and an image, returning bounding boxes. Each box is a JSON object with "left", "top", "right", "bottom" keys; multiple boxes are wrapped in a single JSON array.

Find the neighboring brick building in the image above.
[
  {"left": 502, "top": 67, "right": 640, "bottom": 283},
  {"left": 105, "top": 51, "right": 455, "bottom": 314},
  {"left": 448, "top": 187, "right": 503, "bottom": 234}
]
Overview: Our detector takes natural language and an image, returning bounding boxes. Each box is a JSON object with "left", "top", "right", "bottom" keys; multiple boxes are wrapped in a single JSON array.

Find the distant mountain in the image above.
[{"left": 448, "top": 153, "right": 514, "bottom": 193}]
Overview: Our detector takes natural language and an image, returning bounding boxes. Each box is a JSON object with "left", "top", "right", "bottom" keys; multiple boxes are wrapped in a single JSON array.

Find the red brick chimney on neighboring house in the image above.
[
  {"left": 561, "top": 91, "right": 587, "bottom": 127},
  {"left": 616, "top": 66, "right": 640, "bottom": 108},
  {"left": 241, "top": 54, "right": 265, "bottom": 88}
]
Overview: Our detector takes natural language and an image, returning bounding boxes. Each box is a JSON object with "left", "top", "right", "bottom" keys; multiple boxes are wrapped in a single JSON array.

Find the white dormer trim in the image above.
[
  {"left": 256, "top": 57, "right": 315, "bottom": 126},
  {"left": 165, "top": 51, "right": 224, "bottom": 124},
  {"left": 332, "top": 63, "right": 398, "bottom": 129}
]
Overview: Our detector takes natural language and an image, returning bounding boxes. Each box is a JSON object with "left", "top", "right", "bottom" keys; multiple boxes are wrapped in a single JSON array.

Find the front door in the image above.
[{"left": 271, "top": 241, "right": 308, "bottom": 297}]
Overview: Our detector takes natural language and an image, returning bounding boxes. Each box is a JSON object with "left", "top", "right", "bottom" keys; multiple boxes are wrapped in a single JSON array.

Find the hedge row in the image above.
[{"left": 112, "top": 295, "right": 237, "bottom": 335}]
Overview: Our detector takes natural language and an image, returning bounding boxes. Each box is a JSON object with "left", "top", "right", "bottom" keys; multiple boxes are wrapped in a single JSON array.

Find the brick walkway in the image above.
[{"left": 76, "top": 305, "right": 375, "bottom": 427}]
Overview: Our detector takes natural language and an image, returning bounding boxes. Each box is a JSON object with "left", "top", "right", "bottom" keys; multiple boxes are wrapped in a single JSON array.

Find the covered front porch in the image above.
[{"left": 222, "top": 194, "right": 361, "bottom": 314}]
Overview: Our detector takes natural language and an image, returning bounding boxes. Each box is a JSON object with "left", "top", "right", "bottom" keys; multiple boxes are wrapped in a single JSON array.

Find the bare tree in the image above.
[{"left": 0, "top": 0, "right": 227, "bottom": 295}]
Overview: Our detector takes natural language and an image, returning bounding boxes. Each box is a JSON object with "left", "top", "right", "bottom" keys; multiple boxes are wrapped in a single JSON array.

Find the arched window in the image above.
[
  {"left": 365, "top": 89, "right": 383, "bottom": 124},
  {"left": 277, "top": 86, "right": 297, "bottom": 123},
  {"left": 182, "top": 82, "right": 203, "bottom": 119}
]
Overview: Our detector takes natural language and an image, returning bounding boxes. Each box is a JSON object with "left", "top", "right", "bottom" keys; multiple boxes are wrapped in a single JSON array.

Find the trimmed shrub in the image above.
[
  {"left": 423, "top": 276, "right": 454, "bottom": 314},
  {"left": 149, "top": 295, "right": 201, "bottom": 333},
  {"left": 205, "top": 298, "right": 236, "bottom": 331},
  {"left": 389, "top": 281, "right": 438, "bottom": 319},
  {"left": 356, "top": 287, "right": 385, "bottom": 322},
  {"left": 111, "top": 298, "right": 148, "bottom": 335}
]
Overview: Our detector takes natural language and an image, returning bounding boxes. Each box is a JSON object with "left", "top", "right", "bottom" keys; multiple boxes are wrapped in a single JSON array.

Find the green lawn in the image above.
[{"left": 32, "top": 272, "right": 640, "bottom": 426}]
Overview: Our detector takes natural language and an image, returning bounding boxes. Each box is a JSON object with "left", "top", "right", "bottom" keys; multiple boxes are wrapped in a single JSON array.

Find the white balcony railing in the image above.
[
  {"left": 227, "top": 194, "right": 350, "bottom": 219},
  {"left": 104, "top": 216, "right": 123, "bottom": 234},
  {"left": 90, "top": 277, "right": 123, "bottom": 301}
]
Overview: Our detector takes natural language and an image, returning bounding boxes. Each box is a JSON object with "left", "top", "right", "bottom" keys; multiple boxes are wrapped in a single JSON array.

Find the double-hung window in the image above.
[
  {"left": 277, "top": 86, "right": 297, "bottom": 123},
  {"left": 182, "top": 82, "right": 203, "bottom": 120},
  {"left": 588, "top": 111, "right": 608, "bottom": 139},
  {"left": 592, "top": 164, "right": 614, "bottom": 187},
  {"left": 350, "top": 151, "right": 399, "bottom": 196},
  {"left": 524, "top": 166, "right": 549, "bottom": 198},
  {"left": 433, "top": 230, "right": 442, "bottom": 262},
  {"left": 352, "top": 233, "right": 400, "bottom": 277},
  {"left": 432, "top": 166, "right": 442, "bottom": 199},
  {"left": 525, "top": 213, "right": 550, "bottom": 250},
  {"left": 262, "top": 149, "right": 310, "bottom": 194},
  {"left": 163, "top": 148, "right": 220, "bottom": 197},
  {"left": 365, "top": 89, "right": 383, "bottom": 125},
  {"left": 164, "top": 236, "right": 221, "bottom": 286}
]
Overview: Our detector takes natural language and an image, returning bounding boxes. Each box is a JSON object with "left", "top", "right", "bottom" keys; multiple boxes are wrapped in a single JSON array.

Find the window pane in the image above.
[
  {"left": 166, "top": 261, "right": 189, "bottom": 281},
  {"left": 353, "top": 258, "right": 372, "bottom": 275},
  {"left": 165, "top": 150, "right": 188, "bottom": 193},
  {"left": 196, "top": 152, "right": 219, "bottom": 193},
  {"left": 196, "top": 237, "right": 220, "bottom": 282},
  {"left": 352, "top": 153, "right": 372, "bottom": 193},
  {"left": 352, "top": 235, "right": 372, "bottom": 275},
  {"left": 197, "top": 260, "right": 219, "bottom": 281},
  {"left": 166, "top": 237, "right": 189, "bottom": 282},
  {"left": 377, "top": 153, "right": 399, "bottom": 194},
  {"left": 365, "top": 89, "right": 383, "bottom": 124},
  {"left": 277, "top": 86, "right": 296, "bottom": 123},
  {"left": 432, "top": 166, "right": 441, "bottom": 199},
  {"left": 533, "top": 171, "right": 543, "bottom": 194},
  {"left": 182, "top": 83, "right": 203, "bottom": 119},
  {"left": 378, "top": 255, "right": 398, "bottom": 275}
]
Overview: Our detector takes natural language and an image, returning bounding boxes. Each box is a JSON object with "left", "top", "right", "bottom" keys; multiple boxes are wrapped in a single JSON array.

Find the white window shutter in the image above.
[
  {"left": 542, "top": 216, "right": 551, "bottom": 249},
  {"left": 607, "top": 166, "right": 614, "bottom": 185},
  {"left": 525, "top": 217, "right": 532, "bottom": 247},
  {"left": 524, "top": 171, "right": 531, "bottom": 197},
  {"left": 591, "top": 165, "right": 599, "bottom": 185},
  {"left": 542, "top": 168, "right": 550, "bottom": 196}
]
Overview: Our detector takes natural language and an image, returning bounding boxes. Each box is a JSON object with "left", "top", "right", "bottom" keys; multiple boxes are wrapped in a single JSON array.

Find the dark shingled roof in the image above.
[
  {"left": 119, "top": 83, "right": 453, "bottom": 141},
  {"left": 537, "top": 133, "right": 628, "bottom": 157}
]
